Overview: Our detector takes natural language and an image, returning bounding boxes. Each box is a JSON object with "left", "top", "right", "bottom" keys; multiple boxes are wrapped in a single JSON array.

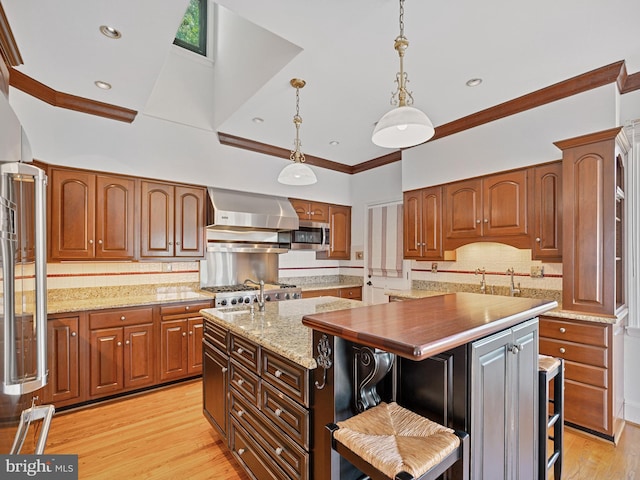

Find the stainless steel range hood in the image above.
[{"left": 205, "top": 187, "right": 298, "bottom": 253}]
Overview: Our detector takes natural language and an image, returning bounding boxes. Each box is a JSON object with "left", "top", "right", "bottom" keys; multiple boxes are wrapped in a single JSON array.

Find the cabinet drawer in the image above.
[
  {"left": 230, "top": 334, "right": 260, "bottom": 373},
  {"left": 262, "top": 351, "right": 309, "bottom": 407},
  {"left": 262, "top": 381, "right": 309, "bottom": 449},
  {"left": 564, "top": 360, "right": 607, "bottom": 388},
  {"left": 540, "top": 317, "right": 608, "bottom": 347},
  {"left": 540, "top": 338, "right": 607, "bottom": 368},
  {"left": 230, "top": 390, "right": 308, "bottom": 480},
  {"left": 302, "top": 288, "right": 339, "bottom": 299},
  {"left": 230, "top": 359, "right": 260, "bottom": 406},
  {"left": 203, "top": 319, "right": 227, "bottom": 351},
  {"left": 160, "top": 301, "right": 212, "bottom": 317},
  {"left": 229, "top": 419, "right": 283, "bottom": 480},
  {"left": 339, "top": 287, "right": 361, "bottom": 300},
  {"left": 564, "top": 379, "right": 608, "bottom": 433},
  {"left": 89, "top": 307, "right": 153, "bottom": 329}
]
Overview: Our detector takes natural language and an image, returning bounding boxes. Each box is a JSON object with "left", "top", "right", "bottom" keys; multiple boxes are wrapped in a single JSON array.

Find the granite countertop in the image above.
[
  {"left": 300, "top": 283, "right": 362, "bottom": 291},
  {"left": 385, "top": 289, "right": 446, "bottom": 299},
  {"left": 201, "top": 297, "right": 363, "bottom": 369},
  {"left": 46, "top": 284, "right": 215, "bottom": 314}
]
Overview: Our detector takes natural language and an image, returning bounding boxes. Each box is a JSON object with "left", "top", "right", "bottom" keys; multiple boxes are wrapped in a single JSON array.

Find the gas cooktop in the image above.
[{"left": 201, "top": 283, "right": 301, "bottom": 307}]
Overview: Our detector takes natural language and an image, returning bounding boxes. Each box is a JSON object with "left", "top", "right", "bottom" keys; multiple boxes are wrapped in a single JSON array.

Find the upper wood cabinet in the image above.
[
  {"left": 531, "top": 162, "right": 562, "bottom": 262},
  {"left": 444, "top": 170, "right": 529, "bottom": 250},
  {"left": 140, "top": 181, "right": 205, "bottom": 258},
  {"left": 403, "top": 186, "right": 443, "bottom": 260},
  {"left": 555, "top": 127, "right": 628, "bottom": 315},
  {"left": 290, "top": 199, "right": 329, "bottom": 223},
  {"left": 317, "top": 204, "right": 351, "bottom": 260},
  {"left": 50, "top": 168, "right": 136, "bottom": 260}
]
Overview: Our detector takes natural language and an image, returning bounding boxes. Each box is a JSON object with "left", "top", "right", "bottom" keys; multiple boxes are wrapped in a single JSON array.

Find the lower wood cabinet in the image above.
[
  {"left": 203, "top": 323, "right": 311, "bottom": 480},
  {"left": 470, "top": 318, "right": 538, "bottom": 480},
  {"left": 43, "top": 315, "right": 81, "bottom": 406},
  {"left": 302, "top": 286, "right": 362, "bottom": 301},
  {"left": 539, "top": 315, "right": 624, "bottom": 441},
  {"left": 88, "top": 307, "right": 155, "bottom": 398}
]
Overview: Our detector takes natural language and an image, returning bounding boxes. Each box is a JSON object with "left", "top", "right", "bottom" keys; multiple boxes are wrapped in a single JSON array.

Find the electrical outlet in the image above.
[
  {"left": 355, "top": 251, "right": 364, "bottom": 260},
  {"left": 530, "top": 266, "right": 544, "bottom": 278},
  {"left": 431, "top": 262, "right": 438, "bottom": 273},
  {"left": 162, "top": 263, "right": 173, "bottom": 272}
]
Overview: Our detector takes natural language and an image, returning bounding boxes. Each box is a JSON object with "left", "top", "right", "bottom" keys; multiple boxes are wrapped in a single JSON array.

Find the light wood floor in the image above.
[{"left": 38, "top": 380, "right": 638, "bottom": 479}]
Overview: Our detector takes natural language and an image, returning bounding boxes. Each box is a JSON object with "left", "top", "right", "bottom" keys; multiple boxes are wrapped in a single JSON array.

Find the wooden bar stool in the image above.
[
  {"left": 327, "top": 401, "right": 469, "bottom": 480},
  {"left": 538, "top": 355, "right": 564, "bottom": 480}
]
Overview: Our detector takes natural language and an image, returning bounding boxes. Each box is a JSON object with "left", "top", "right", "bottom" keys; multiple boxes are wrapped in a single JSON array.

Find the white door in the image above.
[{"left": 364, "top": 202, "right": 410, "bottom": 304}]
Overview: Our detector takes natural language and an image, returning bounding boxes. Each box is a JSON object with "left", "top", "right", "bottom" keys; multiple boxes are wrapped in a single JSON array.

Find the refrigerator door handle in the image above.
[{"left": 1, "top": 162, "right": 48, "bottom": 395}]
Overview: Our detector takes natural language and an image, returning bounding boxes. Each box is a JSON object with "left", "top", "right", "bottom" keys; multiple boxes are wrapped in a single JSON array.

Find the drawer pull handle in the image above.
[
  {"left": 274, "top": 370, "right": 282, "bottom": 378},
  {"left": 559, "top": 347, "right": 566, "bottom": 354},
  {"left": 221, "top": 367, "right": 228, "bottom": 373},
  {"left": 237, "top": 379, "right": 244, "bottom": 386},
  {"left": 275, "top": 447, "right": 283, "bottom": 456},
  {"left": 237, "top": 448, "right": 245, "bottom": 456},
  {"left": 275, "top": 408, "right": 282, "bottom": 417},
  {"left": 237, "top": 347, "right": 244, "bottom": 354},
  {"left": 559, "top": 327, "right": 566, "bottom": 333},
  {"left": 237, "top": 409, "right": 244, "bottom": 417},
  {"left": 120, "top": 316, "right": 126, "bottom": 321}
]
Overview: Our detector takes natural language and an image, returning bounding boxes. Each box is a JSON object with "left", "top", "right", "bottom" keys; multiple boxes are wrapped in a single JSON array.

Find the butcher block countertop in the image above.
[{"left": 302, "top": 292, "right": 558, "bottom": 361}]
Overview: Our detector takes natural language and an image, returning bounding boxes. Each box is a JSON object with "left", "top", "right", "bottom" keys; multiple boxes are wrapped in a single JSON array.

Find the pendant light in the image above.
[
  {"left": 278, "top": 78, "right": 317, "bottom": 185},
  {"left": 372, "top": 0, "right": 434, "bottom": 149}
]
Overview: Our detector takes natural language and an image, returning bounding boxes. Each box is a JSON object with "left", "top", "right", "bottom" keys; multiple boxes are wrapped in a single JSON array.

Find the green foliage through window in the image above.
[{"left": 174, "top": 0, "right": 207, "bottom": 56}]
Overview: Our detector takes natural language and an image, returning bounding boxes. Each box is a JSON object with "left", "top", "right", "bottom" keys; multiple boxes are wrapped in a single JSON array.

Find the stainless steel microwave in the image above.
[{"left": 289, "top": 222, "right": 330, "bottom": 251}]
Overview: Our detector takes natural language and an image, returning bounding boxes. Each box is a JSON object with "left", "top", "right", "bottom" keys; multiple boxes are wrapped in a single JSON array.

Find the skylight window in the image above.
[{"left": 174, "top": 0, "right": 207, "bottom": 56}]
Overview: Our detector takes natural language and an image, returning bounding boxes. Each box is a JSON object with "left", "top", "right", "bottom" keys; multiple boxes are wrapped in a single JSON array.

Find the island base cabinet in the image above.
[
  {"left": 470, "top": 318, "right": 538, "bottom": 480},
  {"left": 229, "top": 419, "right": 281, "bottom": 480},
  {"left": 203, "top": 340, "right": 228, "bottom": 438}
]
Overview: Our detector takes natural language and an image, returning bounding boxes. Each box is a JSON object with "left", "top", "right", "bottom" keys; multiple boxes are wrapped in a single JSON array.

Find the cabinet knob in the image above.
[
  {"left": 237, "top": 409, "right": 244, "bottom": 417},
  {"left": 221, "top": 367, "right": 228, "bottom": 373},
  {"left": 237, "top": 378, "right": 244, "bottom": 386},
  {"left": 536, "top": 237, "right": 541, "bottom": 243},
  {"left": 189, "top": 331, "right": 193, "bottom": 335},
  {"left": 176, "top": 241, "right": 181, "bottom": 245},
  {"left": 559, "top": 327, "right": 566, "bottom": 333},
  {"left": 182, "top": 332, "right": 187, "bottom": 337},
  {"left": 476, "top": 219, "right": 481, "bottom": 224},
  {"left": 98, "top": 239, "right": 103, "bottom": 244},
  {"left": 120, "top": 316, "right": 126, "bottom": 321},
  {"left": 275, "top": 447, "right": 283, "bottom": 456},
  {"left": 484, "top": 218, "right": 488, "bottom": 223},
  {"left": 237, "top": 347, "right": 244, "bottom": 355},
  {"left": 274, "top": 369, "right": 282, "bottom": 378},
  {"left": 125, "top": 340, "right": 130, "bottom": 345},
  {"left": 117, "top": 341, "right": 122, "bottom": 347},
  {"left": 185, "top": 306, "right": 190, "bottom": 311},
  {"left": 275, "top": 408, "right": 282, "bottom": 417},
  {"left": 237, "top": 448, "right": 245, "bottom": 456},
  {"left": 169, "top": 241, "right": 173, "bottom": 245},
  {"left": 89, "top": 239, "right": 94, "bottom": 244},
  {"left": 71, "top": 331, "right": 77, "bottom": 337},
  {"left": 559, "top": 347, "right": 566, "bottom": 354}
]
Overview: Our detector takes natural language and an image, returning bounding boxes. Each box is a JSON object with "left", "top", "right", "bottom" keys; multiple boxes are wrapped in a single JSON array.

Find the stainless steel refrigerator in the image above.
[{"left": 0, "top": 96, "right": 51, "bottom": 454}]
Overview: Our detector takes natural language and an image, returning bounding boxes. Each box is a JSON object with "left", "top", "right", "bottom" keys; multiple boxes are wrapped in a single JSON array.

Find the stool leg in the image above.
[
  {"left": 553, "top": 360, "right": 564, "bottom": 480},
  {"left": 538, "top": 370, "right": 549, "bottom": 480}
]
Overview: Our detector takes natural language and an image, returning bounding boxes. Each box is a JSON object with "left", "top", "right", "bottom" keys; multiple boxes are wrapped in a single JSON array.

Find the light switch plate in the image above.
[{"left": 530, "top": 266, "right": 544, "bottom": 278}]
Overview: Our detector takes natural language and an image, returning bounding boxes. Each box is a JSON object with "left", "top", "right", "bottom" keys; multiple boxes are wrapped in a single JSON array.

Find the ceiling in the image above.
[{"left": 3, "top": 0, "right": 640, "bottom": 169}]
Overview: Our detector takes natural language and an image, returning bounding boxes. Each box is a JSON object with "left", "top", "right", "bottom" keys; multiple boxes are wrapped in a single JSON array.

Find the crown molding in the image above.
[
  {"left": 0, "top": 3, "right": 22, "bottom": 68},
  {"left": 9, "top": 68, "right": 137, "bottom": 123}
]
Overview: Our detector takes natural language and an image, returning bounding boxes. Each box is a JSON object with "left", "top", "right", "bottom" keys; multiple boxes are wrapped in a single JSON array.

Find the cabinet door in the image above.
[
  {"left": 326, "top": 205, "right": 351, "bottom": 259},
  {"left": 403, "top": 190, "right": 422, "bottom": 258},
  {"left": 421, "top": 186, "right": 443, "bottom": 260},
  {"left": 50, "top": 169, "right": 96, "bottom": 260},
  {"left": 188, "top": 317, "right": 204, "bottom": 374},
  {"left": 445, "top": 179, "right": 482, "bottom": 239},
  {"left": 160, "top": 319, "right": 188, "bottom": 380},
  {"left": 483, "top": 170, "right": 528, "bottom": 237},
  {"left": 123, "top": 324, "right": 154, "bottom": 389},
  {"left": 203, "top": 342, "right": 228, "bottom": 437},
  {"left": 175, "top": 185, "right": 205, "bottom": 257},
  {"left": 309, "top": 202, "right": 329, "bottom": 222},
  {"left": 45, "top": 316, "right": 80, "bottom": 404},
  {"left": 532, "top": 163, "right": 562, "bottom": 261},
  {"left": 89, "top": 327, "right": 123, "bottom": 397},
  {"left": 95, "top": 175, "right": 136, "bottom": 259},
  {"left": 290, "top": 199, "right": 310, "bottom": 220},
  {"left": 141, "top": 181, "right": 174, "bottom": 257}
]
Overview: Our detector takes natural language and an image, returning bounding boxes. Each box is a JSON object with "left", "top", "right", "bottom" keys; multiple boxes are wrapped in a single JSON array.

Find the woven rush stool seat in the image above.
[
  {"left": 327, "top": 402, "right": 469, "bottom": 480},
  {"left": 538, "top": 354, "right": 564, "bottom": 480}
]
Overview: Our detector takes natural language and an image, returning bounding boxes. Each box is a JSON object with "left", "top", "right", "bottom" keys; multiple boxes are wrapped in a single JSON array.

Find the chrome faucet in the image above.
[
  {"left": 475, "top": 268, "right": 486, "bottom": 294},
  {"left": 507, "top": 268, "right": 521, "bottom": 297},
  {"left": 244, "top": 278, "right": 266, "bottom": 312}
]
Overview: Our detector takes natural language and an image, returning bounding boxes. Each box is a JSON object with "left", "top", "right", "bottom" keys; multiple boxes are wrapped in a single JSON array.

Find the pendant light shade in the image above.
[
  {"left": 372, "top": 0, "right": 434, "bottom": 149},
  {"left": 278, "top": 78, "right": 317, "bottom": 186},
  {"left": 372, "top": 105, "right": 434, "bottom": 149}
]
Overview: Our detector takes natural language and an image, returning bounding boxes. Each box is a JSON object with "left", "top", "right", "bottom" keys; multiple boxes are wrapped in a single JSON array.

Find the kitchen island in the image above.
[{"left": 201, "top": 293, "right": 557, "bottom": 480}]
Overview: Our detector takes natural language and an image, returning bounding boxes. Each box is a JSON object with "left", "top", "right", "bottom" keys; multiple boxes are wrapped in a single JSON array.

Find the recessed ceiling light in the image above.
[
  {"left": 466, "top": 78, "right": 483, "bottom": 87},
  {"left": 252, "top": 117, "right": 264, "bottom": 124},
  {"left": 329, "top": 140, "right": 340, "bottom": 146},
  {"left": 94, "top": 80, "right": 112, "bottom": 90},
  {"left": 99, "top": 25, "right": 122, "bottom": 39}
]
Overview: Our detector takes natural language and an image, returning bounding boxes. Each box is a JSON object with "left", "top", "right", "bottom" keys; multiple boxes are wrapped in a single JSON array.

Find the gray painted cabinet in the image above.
[{"left": 470, "top": 318, "right": 539, "bottom": 480}]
